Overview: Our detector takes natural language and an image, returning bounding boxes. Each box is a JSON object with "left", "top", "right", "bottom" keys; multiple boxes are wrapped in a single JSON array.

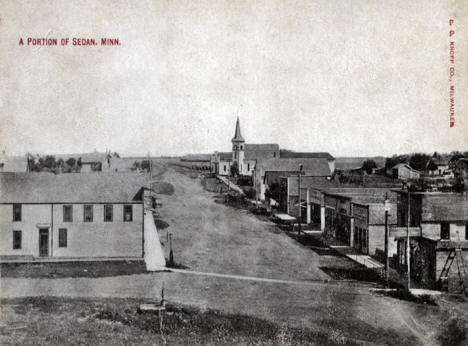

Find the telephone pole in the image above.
[
  {"left": 404, "top": 182, "right": 411, "bottom": 291},
  {"left": 384, "top": 193, "right": 390, "bottom": 283},
  {"left": 298, "top": 164, "right": 303, "bottom": 236}
]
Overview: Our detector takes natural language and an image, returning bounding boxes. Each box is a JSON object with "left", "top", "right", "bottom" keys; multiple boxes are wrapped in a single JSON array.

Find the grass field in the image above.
[
  {"left": 1, "top": 297, "right": 362, "bottom": 346},
  {"left": 0, "top": 261, "right": 147, "bottom": 279}
]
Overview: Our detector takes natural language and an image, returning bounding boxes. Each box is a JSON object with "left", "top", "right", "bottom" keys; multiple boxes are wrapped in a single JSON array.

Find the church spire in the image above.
[{"left": 232, "top": 117, "right": 245, "bottom": 142}]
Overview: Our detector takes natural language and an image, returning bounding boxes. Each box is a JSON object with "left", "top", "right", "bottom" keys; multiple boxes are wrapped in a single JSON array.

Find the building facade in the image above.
[
  {"left": 393, "top": 191, "right": 468, "bottom": 290},
  {"left": 0, "top": 173, "right": 146, "bottom": 260}
]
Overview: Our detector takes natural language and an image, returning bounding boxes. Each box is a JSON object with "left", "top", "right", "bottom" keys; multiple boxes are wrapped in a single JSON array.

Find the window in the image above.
[
  {"left": 123, "top": 205, "right": 133, "bottom": 222},
  {"left": 465, "top": 224, "right": 468, "bottom": 240},
  {"left": 223, "top": 165, "right": 226, "bottom": 172},
  {"left": 59, "top": 228, "right": 67, "bottom": 247},
  {"left": 104, "top": 205, "right": 113, "bottom": 222},
  {"left": 13, "top": 204, "right": 21, "bottom": 221},
  {"left": 273, "top": 152, "right": 276, "bottom": 158},
  {"left": 83, "top": 205, "right": 93, "bottom": 222},
  {"left": 13, "top": 230, "right": 21, "bottom": 249},
  {"left": 240, "top": 145, "right": 243, "bottom": 150},
  {"left": 247, "top": 163, "right": 250, "bottom": 171},
  {"left": 440, "top": 223, "right": 450, "bottom": 240},
  {"left": 63, "top": 205, "right": 73, "bottom": 222}
]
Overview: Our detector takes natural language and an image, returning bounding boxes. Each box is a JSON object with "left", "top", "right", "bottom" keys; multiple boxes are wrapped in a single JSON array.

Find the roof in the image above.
[
  {"left": 392, "top": 163, "right": 420, "bottom": 172},
  {"left": 280, "top": 150, "right": 334, "bottom": 161},
  {"left": 218, "top": 152, "right": 232, "bottom": 161},
  {"left": 245, "top": 144, "right": 279, "bottom": 152},
  {"left": 0, "top": 172, "right": 147, "bottom": 203},
  {"left": 232, "top": 117, "right": 245, "bottom": 142},
  {"left": 259, "top": 158, "right": 331, "bottom": 176},
  {"left": 245, "top": 144, "right": 280, "bottom": 161}
]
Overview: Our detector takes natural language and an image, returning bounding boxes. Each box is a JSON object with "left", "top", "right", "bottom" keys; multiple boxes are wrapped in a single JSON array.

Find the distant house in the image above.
[
  {"left": 391, "top": 163, "right": 420, "bottom": 180},
  {"left": 392, "top": 191, "right": 468, "bottom": 291},
  {"left": 0, "top": 172, "right": 147, "bottom": 261},
  {"left": 426, "top": 153, "right": 450, "bottom": 176},
  {"left": 254, "top": 157, "right": 332, "bottom": 201}
]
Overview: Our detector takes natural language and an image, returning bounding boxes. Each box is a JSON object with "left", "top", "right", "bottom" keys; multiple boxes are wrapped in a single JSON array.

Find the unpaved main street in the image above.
[{"left": 1, "top": 162, "right": 463, "bottom": 345}]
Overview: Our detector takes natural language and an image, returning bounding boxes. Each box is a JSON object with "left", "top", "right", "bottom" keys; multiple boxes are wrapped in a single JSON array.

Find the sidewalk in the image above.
[
  {"left": 329, "top": 245, "right": 384, "bottom": 270},
  {"left": 216, "top": 175, "right": 245, "bottom": 195}
]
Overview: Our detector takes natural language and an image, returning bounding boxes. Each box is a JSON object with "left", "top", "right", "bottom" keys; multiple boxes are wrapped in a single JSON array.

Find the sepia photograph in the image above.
[{"left": 0, "top": 0, "right": 467, "bottom": 345}]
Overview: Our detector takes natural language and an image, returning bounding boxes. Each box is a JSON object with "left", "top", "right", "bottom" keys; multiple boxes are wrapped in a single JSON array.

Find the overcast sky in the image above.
[{"left": 1, "top": 0, "right": 467, "bottom": 157}]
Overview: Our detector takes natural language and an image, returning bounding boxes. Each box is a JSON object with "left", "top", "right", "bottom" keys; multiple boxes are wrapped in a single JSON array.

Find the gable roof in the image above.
[
  {"left": 259, "top": 158, "right": 331, "bottom": 176},
  {"left": 218, "top": 152, "right": 232, "bottom": 161},
  {"left": 280, "top": 150, "right": 334, "bottom": 161},
  {"left": 244, "top": 144, "right": 280, "bottom": 161},
  {"left": 0, "top": 172, "right": 147, "bottom": 203},
  {"left": 392, "top": 163, "right": 420, "bottom": 172}
]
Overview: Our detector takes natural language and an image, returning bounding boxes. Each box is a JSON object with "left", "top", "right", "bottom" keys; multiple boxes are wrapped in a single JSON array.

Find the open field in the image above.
[{"left": 0, "top": 297, "right": 358, "bottom": 346}]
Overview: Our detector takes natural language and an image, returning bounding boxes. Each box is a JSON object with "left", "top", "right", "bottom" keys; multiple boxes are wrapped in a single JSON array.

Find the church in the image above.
[{"left": 210, "top": 118, "right": 280, "bottom": 176}]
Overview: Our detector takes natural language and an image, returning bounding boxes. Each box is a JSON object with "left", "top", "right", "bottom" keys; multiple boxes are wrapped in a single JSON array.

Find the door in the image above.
[{"left": 39, "top": 228, "right": 49, "bottom": 257}]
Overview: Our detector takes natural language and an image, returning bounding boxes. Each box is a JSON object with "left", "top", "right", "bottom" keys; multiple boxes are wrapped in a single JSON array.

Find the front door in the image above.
[{"left": 39, "top": 228, "right": 49, "bottom": 257}]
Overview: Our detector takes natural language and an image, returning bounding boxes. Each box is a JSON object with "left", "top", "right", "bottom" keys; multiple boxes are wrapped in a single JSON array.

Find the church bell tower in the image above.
[{"left": 232, "top": 117, "right": 245, "bottom": 174}]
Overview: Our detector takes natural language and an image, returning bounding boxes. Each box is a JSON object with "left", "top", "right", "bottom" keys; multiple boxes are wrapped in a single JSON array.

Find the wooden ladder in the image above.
[
  {"left": 439, "top": 249, "right": 456, "bottom": 291},
  {"left": 439, "top": 231, "right": 466, "bottom": 292},
  {"left": 454, "top": 231, "right": 467, "bottom": 292}
]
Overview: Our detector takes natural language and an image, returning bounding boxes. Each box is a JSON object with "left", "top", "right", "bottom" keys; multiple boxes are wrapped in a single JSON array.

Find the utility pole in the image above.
[
  {"left": 405, "top": 182, "right": 411, "bottom": 291},
  {"left": 298, "top": 164, "right": 303, "bottom": 236},
  {"left": 384, "top": 193, "right": 390, "bottom": 284}
]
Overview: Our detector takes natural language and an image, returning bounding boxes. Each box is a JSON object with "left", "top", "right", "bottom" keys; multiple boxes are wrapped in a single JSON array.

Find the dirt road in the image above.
[{"left": 156, "top": 166, "right": 346, "bottom": 281}]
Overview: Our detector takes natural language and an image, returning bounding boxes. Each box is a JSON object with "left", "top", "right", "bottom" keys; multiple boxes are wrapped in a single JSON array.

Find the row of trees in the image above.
[{"left": 28, "top": 156, "right": 83, "bottom": 173}]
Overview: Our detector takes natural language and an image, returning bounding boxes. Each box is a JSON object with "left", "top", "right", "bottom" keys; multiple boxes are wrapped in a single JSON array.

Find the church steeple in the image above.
[{"left": 232, "top": 117, "right": 245, "bottom": 143}]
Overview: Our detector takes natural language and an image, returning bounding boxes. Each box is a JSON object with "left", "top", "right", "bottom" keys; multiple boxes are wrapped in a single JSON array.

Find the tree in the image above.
[
  {"left": 385, "top": 155, "right": 408, "bottom": 170},
  {"left": 409, "top": 153, "right": 430, "bottom": 171},
  {"left": 362, "top": 160, "right": 377, "bottom": 174},
  {"left": 230, "top": 162, "right": 239, "bottom": 177}
]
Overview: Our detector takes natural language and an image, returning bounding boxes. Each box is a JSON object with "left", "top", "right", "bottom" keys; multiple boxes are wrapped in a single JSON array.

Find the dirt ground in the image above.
[{"left": 1, "top": 160, "right": 467, "bottom": 345}]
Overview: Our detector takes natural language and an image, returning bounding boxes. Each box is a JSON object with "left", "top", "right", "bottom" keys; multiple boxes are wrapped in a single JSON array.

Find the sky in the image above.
[{"left": 0, "top": 0, "right": 467, "bottom": 157}]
